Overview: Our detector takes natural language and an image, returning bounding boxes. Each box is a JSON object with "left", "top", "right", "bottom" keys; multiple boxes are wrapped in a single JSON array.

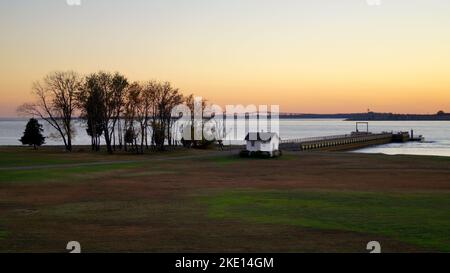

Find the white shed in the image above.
[{"left": 245, "top": 132, "right": 280, "bottom": 157}]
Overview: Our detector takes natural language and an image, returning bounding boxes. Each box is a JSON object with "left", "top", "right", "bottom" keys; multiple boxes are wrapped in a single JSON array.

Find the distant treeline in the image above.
[{"left": 280, "top": 111, "right": 450, "bottom": 121}]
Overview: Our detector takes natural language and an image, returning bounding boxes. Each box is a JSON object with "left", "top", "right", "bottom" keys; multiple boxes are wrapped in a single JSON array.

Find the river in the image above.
[{"left": 1, "top": 118, "right": 449, "bottom": 157}]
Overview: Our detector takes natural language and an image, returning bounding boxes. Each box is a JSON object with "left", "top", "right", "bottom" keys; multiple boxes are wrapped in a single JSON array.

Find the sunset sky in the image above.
[{"left": 1, "top": 0, "right": 449, "bottom": 117}]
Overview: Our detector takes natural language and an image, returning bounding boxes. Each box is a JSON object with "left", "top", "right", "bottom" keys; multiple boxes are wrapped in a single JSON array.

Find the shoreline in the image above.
[{"left": 1, "top": 145, "right": 450, "bottom": 159}]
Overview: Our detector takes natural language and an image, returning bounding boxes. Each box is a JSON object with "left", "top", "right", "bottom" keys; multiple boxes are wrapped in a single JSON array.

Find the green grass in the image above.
[
  {"left": 208, "top": 153, "right": 297, "bottom": 166},
  {"left": 0, "top": 149, "right": 126, "bottom": 168},
  {"left": 208, "top": 155, "right": 242, "bottom": 165},
  {"left": 41, "top": 200, "right": 159, "bottom": 221},
  {"left": 427, "top": 156, "right": 450, "bottom": 162},
  {"left": 118, "top": 170, "right": 177, "bottom": 178},
  {"left": 37, "top": 200, "right": 187, "bottom": 226},
  {"left": 0, "top": 152, "right": 76, "bottom": 167},
  {"left": 0, "top": 162, "right": 145, "bottom": 183},
  {"left": 201, "top": 190, "right": 450, "bottom": 252},
  {"left": 0, "top": 224, "right": 7, "bottom": 240}
]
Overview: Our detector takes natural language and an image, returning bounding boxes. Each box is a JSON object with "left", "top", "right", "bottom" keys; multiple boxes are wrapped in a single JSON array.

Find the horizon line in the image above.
[{"left": 1, "top": 110, "right": 448, "bottom": 120}]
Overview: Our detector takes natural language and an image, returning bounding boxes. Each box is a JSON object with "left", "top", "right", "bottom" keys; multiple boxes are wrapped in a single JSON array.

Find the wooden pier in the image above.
[{"left": 280, "top": 131, "right": 415, "bottom": 152}]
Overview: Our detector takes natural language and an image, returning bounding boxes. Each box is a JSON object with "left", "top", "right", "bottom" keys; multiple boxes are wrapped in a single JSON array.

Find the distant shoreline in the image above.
[
  {"left": 280, "top": 112, "right": 450, "bottom": 121},
  {"left": 2, "top": 112, "right": 450, "bottom": 122}
]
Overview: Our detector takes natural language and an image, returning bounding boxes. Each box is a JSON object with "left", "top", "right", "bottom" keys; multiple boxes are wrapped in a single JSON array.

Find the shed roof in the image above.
[{"left": 245, "top": 132, "right": 279, "bottom": 142}]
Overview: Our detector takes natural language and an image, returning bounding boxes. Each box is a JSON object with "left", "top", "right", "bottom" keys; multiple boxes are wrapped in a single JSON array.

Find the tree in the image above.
[
  {"left": 77, "top": 76, "right": 105, "bottom": 151},
  {"left": 182, "top": 95, "right": 217, "bottom": 148},
  {"left": 152, "top": 82, "right": 183, "bottom": 150},
  {"left": 20, "top": 118, "right": 46, "bottom": 149},
  {"left": 136, "top": 81, "right": 157, "bottom": 153},
  {"left": 80, "top": 72, "right": 128, "bottom": 154},
  {"left": 123, "top": 82, "right": 141, "bottom": 153},
  {"left": 148, "top": 82, "right": 162, "bottom": 149},
  {"left": 17, "top": 71, "right": 81, "bottom": 151},
  {"left": 124, "top": 127, "right": 139, "bottom": 153}
]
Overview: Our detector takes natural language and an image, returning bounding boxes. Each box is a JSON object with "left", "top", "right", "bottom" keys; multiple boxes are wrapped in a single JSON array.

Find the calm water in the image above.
[
  {"left": 1, "top": 118, "right": 450, "bottom": 157},
  {"left": 279, "top": 119, "right": 450, "bottom": 157}
]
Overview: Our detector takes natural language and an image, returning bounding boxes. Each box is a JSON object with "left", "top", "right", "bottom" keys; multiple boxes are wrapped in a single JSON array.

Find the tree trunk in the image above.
[
  {"left": 118, "top": 119, "right": 123, "bottom": 150},
  {"left": 112, "top": 126, "right": 116, "bottom": 151},
  {"left": 67, "top": 135, "right": 72, "bottom": 152},
  {"left": 96, "top": 136, "right": 101, "bottom": 151},
  {"left": 145, "top": 127, "right": 149, "bottom": 149},
  {"left": 104, "top": 127, "right": 113, "bottom": 154},
  {"left": 140, "top": 125, "right": 145, "bottom": 154}
]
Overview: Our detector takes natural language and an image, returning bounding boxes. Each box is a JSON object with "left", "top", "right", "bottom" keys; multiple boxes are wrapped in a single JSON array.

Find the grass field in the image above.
[
  {"left": 0, "top": 146, "right": 449, "bottom": 253},
  {"left": 201, "top": 190, "right": 450, "bottom": 251}
]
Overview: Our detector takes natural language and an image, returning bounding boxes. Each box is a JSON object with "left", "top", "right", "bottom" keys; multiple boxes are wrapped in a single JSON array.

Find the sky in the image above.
[{"left": 1, "top": 0, "right": 450, "bottom": 116}]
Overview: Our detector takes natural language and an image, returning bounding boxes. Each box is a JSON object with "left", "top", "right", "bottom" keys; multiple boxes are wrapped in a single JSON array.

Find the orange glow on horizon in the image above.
[{"left": 1, "top": 0, "right": 449, "bottom": 116}]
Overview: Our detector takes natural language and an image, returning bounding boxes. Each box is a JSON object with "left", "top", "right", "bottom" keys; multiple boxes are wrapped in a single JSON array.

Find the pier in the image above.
[{"left": 280, "top": 130, "right": 421, "bottom": 152}]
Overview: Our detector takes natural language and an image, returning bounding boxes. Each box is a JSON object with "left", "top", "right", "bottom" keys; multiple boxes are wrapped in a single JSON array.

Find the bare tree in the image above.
[
  {"left": 124, "top": 82, "right": 141, "bottom": 153},
  {"left": 151, "top": 82, "right": 183, "bottom": 150},
  {"left": 182, "top": 95, "right": 216, "bottom": 148},
  {"left": 77, "top": 75, "right": 104, "bottom": 151},
  {"left": 136, "top": 81, "right": 160, "bottom": 153},
  {"left": 17, "top": 71, "right": 81, "bottom": 151},
  {"left": 81, "top": 72, "right": 128, "bottom": 154},
  {"left": 148, "top": 82, "right": 163, "bottom": 149}
]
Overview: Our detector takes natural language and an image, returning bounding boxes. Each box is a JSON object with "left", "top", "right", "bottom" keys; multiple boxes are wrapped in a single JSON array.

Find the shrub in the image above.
[
  {"left": 239, "top": 150, "right": 250, "bottom": 158},
  {"left": 272, "top": 150, "right": 282, "bottom": 157},
  {"left": 250, "top": 151, "right": 271, "bottom": 158}
]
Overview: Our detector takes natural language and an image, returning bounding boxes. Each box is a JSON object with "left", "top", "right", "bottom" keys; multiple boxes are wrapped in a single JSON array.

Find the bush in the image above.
[
  {"left": 240, "top": 150, "right": 282, "bottom": 159},
  {"left": 272, "top": 150, "right": 282, "bottom": 157},
  {"left": 250, "top": 151, "right": 271, "bottom": 158},
  {"left": 239, "top": 150, "right": 250, "bottom": 158}
]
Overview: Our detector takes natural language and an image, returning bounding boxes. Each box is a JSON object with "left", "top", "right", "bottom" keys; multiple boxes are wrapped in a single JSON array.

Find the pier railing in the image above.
[
  {"left": 280, "top": 132, "right": 395, "bottom": 151},
  {"left": 281, "top": 134, "right": 355, "bottom": 144}
]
